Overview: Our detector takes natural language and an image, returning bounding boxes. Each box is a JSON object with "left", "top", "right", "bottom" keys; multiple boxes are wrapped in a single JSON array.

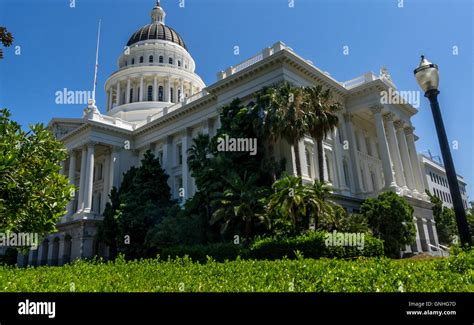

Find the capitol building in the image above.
[{"left": 21, "top": 1, "right": 441, "bottom": 266}]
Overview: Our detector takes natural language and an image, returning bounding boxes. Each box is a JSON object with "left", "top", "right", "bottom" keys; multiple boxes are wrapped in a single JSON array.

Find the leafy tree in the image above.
[
  {"left": 258, "top": 83, "right": 307, "bottom": 176},
  {"left": 210, "top": 172, "right": 269, "bottom": 240},
  {"left": 360, "top": 191, "right": 416, "bottom": 258},
  {"left": 0, "top": 109, "right": 74, "bottom": 240},
  {"left": 265, "top": 174, "right": 337, "bottom": 235},
  {"left": 97, "top": 187, "right": 120, "bottom": 259},
  {"left": 0, "top": 27, "right": 13, "bottom": 47},
  {"left": 98, "top": 151, "right": 174, "bottom": 259},
  {"left": 184, "top": 99, "right": 284, "bottom": 242},
  {"left": 303, "top": 85, "right": 342, "bottom": 181},
  {"left": 426, "top": 190, "right": 457, "bottom": 245}
]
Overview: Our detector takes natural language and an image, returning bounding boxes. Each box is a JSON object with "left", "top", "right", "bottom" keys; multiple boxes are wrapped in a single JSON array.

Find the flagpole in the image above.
[{"left": 91, "top": 19, "right": 101, "bottom": 107}]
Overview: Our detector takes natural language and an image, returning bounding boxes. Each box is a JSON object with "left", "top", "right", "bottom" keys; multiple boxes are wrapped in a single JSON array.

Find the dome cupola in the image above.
[{"left": 126, "top": 1, "right": 186, "bottom": 49}]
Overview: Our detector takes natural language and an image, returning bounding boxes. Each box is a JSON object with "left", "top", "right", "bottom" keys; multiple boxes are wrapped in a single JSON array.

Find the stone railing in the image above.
[
  {"left": 217, "top": 41, "right": 289, "bottom": 80},
  {"left": 342, "top": 72, "right": 378, "bottom": 89},
  {"left": 135, "top": 89, "right": 210, "bottom": 128},
  {"left": 86, "top": 110, "right": 137, "bottom": 131}
]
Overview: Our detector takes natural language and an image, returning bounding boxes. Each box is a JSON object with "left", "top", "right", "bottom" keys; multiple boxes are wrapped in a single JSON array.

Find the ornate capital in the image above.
[
  {"left": 393, "top": 120, "right": 405, "bottom": 130},
  {"left": 383, "top": 112, "right": 395, "bottom": 122},
  {"left": 343, "top": 112, "right": 354, "bottom": 122},
  {"left": 404, "top": 125, "right": 415, "bottom": 135},
  {"left": 369, "top": 104, "right": 383, "bottom": 114}
]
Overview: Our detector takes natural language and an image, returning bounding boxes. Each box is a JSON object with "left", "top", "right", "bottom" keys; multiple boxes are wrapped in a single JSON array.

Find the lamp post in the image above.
[{"left": 414, "top": 55, "right": 472, "bottom": 246}]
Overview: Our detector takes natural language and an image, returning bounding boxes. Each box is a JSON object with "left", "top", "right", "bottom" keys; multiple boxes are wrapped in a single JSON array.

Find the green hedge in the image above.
[
  {"left": 160, "top": 243, "right": 247, "bottom": 262},
  {"left": 159, "top": 231, "right": 384, "bottom": 261},
  {"left": 248, "top": 231, "right": 384, "bottom": 260},
  {"left": 1, "top": 249, "right": 472, "bottom": 292}
]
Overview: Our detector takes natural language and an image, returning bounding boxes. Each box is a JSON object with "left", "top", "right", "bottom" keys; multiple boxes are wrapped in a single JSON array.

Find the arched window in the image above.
[
  {"left": 149, "top": 55, "right": 153, "bottom": 63},
  {"left": 170, "top": 88, "right": 174, "bottom": 103},
  {"left": 159, "top": 56, "right": 163, "bottom": 63},
  {"left": 131, "top": 58, "right": 135, "bottom": 65},
  {"left": 137, "top": 87, "right": 140, "bottom": 101},
  {"left": 169, "top": 57, "right": 173, "bottom": 65},
  {"left": 147, "top": 85, "right": 153, "bottom": 101},
  {"left": 158, "top": 86, "right": 164, "bottom": 101},
  {"left": 139, "top": 56, "right": 144, "bottom": 63},
  {"left": 178, "top": 60, "right": 181, "bottom": 67},
  {"left": 129, "top": 88, "right": 134, "bottom": 103}
]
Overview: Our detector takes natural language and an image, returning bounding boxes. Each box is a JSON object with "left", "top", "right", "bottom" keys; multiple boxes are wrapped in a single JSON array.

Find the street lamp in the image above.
[{"left": 414, "top": 55, "right": 472, "bottom": 247}]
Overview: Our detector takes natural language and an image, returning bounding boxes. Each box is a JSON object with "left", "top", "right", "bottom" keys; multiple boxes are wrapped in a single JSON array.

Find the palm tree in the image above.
[
  {"left": 259, "top": 82, "right": 308, "bottom": 177},
  {"left": 210, "top": 171, "right": 269, "bottom": 240},
  {"left": 266, "top": 174, "right": 310, "bottom": 234},
  {"left": 303, "top": 85, "right": 342, "bottom": 182},
  {"left": 306, "top": 179, "right": 336, "bottom": 229},
  {"left": 266, "top": 174, "right": 339, "bottom": 234}
]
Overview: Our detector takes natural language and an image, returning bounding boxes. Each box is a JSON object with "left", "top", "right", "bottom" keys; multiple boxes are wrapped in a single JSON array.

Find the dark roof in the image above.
[{"left": 126, "top": 23, "right": 187, "bottom": 49}]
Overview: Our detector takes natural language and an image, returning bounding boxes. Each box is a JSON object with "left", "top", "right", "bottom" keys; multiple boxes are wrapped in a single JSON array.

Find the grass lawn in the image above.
[{"left": 0, "top": 250, "right": 472, "bottom": 292}]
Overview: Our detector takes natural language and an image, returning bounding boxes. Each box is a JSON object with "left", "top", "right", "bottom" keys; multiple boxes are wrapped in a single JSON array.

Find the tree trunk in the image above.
[
  {"left": 293, "top": 139, "right": 302, "bottom": 177},
  {"left": 317, "top": 138, "right": 325, "bottom": 183}
]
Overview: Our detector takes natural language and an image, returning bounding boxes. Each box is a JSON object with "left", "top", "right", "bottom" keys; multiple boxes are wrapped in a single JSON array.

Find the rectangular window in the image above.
[
  {"left": 305, "top": 148, "right": 312, "bottom": 178},
  {"left": 158, "top": 150, "right": 164, "bottom": 165},
  {"left": 97, "top": 163, "right": 103, "bottom": 181},
  {"left": 177, "top": 144, "right": 183, "bottom": 166}
]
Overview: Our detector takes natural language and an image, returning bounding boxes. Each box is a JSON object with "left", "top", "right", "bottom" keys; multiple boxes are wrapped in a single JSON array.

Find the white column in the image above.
[
  {"left": 190, "top": 83, "right": 195, "bottom": 96},
  {"left": 77, "top": 146, "right": 87, "bottom": 212},
  {"left": 371, "top": 106, "right": 396, "bottom": 190},
  {"left": 179, "top": 79, "right": 184, "bottom": 102},
  {"left": 413, "top": 217, "right": 423, "bottom": 253},
  {"left": 385, "top": 113, "right": 406, "bottom": 190},
  {"left": 67, "top": 150, "right": 77, "bottom": 215},
  {"left": 343, "top": 113, "right": 363, "bottom": 193},
  {"left": 109, "top": 146, "right": 120, "bottom": 190},
  {"left": 139, "top": 76, "right": 144, "bottom": 102},
  {"left": 126, "top": 79, "right": 131, "bottom": 104},
  {"left": 115, "top": 82, "right": 121, "bottom": 106},
  {"left": 299, "top": 140, "right": 309, "bottom": 178},
  {"left": 333, "top": 127, "right": 349, "bottom": 192},
  {"left": 181, "top": 129, "right": 191, "bottom": 199},
  {"left": 153, "top": 77, "right": 158, "bottom": 101},
  {"left": 174, "top": 81, "right": 179, "bottom": 103},
  {"left": 83, "top": 143, "right": 95, "bottom": 213},
  {"left": 162, "top": 136, "right": 173, "bottom": 189},
  {"left": 102, "top": 153, "right": 111, "bottom": 212},
  {"left": 395, "top": 121, "right": 416, "bottom": 192},
  {"left": 108, "top": 88, "right": 113, "bottom": 110},
  {"left": 357, "top": 131, "right": 372, "bottom": 192},
  {"left": 421, "top": 218, "right": 432, "bottom": 252},
  {"left": 165, "top": 77, "right": 170, "bottom": 102},
  {"left": 405, "top": 126, "right": 427, "bottom": 197},
  {"left": 429, "top": 219, "right": 440, "bottom": 248}
]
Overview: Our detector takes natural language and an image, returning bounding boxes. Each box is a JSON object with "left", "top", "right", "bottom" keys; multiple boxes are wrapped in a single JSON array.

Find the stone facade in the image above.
[{"left": 17, "top": 2, "right": 441, "bottom": 266}]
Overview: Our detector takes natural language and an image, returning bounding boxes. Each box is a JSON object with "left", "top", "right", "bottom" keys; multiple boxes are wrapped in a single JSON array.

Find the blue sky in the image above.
[{"left": 1, "top": 0, "right": 473, "bottom": 198}]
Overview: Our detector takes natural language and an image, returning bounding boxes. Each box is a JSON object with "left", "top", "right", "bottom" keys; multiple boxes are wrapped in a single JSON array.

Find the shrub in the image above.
[
  {"left": 248, "top": 231, "right": 384, "bottom": 260},
  {"left": 160, "top": 243, "right": 247, "bottom": 262},
  {"left": 1, "top": 249, "right": 472, "bottom": 292},
  {"left": 360, "top": 191, "right": 416, "bottom": 258}
]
